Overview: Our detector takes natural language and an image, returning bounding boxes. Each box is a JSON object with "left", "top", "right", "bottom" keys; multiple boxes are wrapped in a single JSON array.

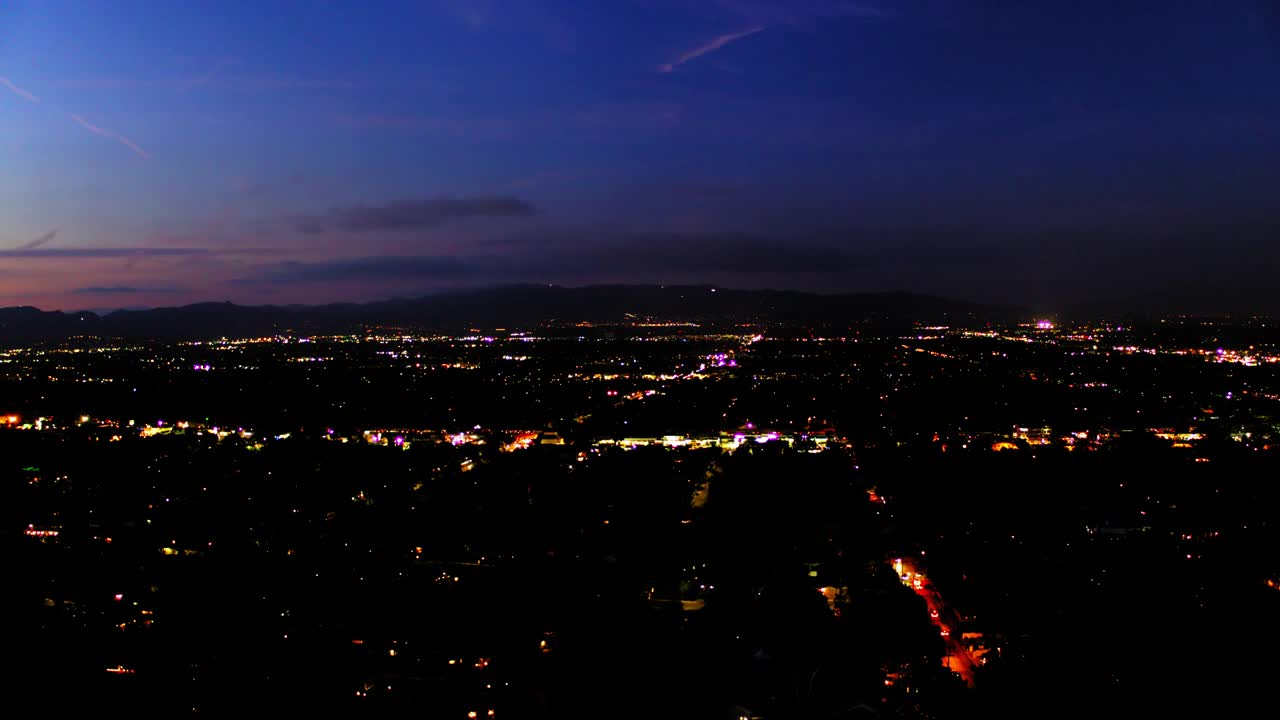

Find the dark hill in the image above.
[{"left": 0, "top": 285, "right": 1019, "bottom": 344}]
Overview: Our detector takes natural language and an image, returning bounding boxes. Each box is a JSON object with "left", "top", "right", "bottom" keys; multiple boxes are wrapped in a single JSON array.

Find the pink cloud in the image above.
[
  {"left": 67, "top": 113, "right": 151, "bottom": 159},
  {"left": 0, "top": 76, "right": 40, "bottom": 103},
  {"left": 659, "top": 26, "right": 764, "bottom": 73}
]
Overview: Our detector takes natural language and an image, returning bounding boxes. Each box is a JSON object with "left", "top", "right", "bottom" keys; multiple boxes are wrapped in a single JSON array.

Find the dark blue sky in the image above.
[{"left": 2, "top": 0, "right": 1278, "bottom": 309}]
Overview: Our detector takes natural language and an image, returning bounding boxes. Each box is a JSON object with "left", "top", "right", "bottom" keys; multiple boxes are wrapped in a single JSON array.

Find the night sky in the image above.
[{"left": 2, "top": 1, "right": 1278, "bottom": 310}]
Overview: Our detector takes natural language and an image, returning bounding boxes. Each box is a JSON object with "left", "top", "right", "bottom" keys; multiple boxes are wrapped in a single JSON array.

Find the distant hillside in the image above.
[
  {"left": 0, "top": 306, "right": 100, "bottom": 342},
  {"left": 1066, "top": 286, "right": 1280, "bottom": 320},
  {"left": 0, "top": 285, "right": 1019, "bottom": 344}
]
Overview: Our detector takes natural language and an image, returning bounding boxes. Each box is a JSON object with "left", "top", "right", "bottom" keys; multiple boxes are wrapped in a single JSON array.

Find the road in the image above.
[{"left": 893, "top": 557, "right": 979, "bottom": 687}]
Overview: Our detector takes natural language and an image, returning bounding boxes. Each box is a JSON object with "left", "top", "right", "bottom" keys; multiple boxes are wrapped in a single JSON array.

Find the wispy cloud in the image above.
[
  {"left": 713, "top": 0, "right": 890, "bottom": 25},
  {"left": 231, "top": 226, "right": 866, "bottom": 289},
  {"left": 61, "top": 73, "right": 359, "bottom": 93},
  {"left": 0, "top": 76, "right": 40, "bottom": 103},
  {"left": 231, "top": 255, "right": 476, "bottom": 285},
  {"left": 2, "top": 77, "right": 156, "bottom": 160},
  {"left": 440, "top": 0, "right": 495, "bottom": 30},
  {"left": 178, "top": 59, "right": 238, "bottom": 93},
  {"left": 335, "top": 100, "right": 683, "bottom": 139},
  {"left": 0, "top": 247, "right": 205, "bottom": 259},
  {"left": 73, "top": 285, "right": 184, "bottom": 295},
  {"left": 67, "top": 113, "right": 151, "bottom": 159},
  {"left": 660, "top": 26, "right": 765, "bottom": 73},
  {"left": 223, "top": 74, "right": 360, "bottom": 91},
  {"left": 327, "top": 196, "right": 538, "bottom": 232},
  {"left": 13, "top": 229, "right": 58, "bottom": 251}
]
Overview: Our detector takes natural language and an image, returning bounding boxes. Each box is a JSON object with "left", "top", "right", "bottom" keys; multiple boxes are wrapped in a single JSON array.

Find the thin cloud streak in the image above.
[
  {"left": 73, "top": 285, "right": 184, "bottom": 295},
  {"left": 0, "top": 247, "right": 205, "bottom": 259},
  {"left": 67, "top": 113, "right": 151, "bottom": 159},
  {"left": 178, "top": 59, "right": 237, "bottom": 93},
  {"left": 330, "top": 196, "right": 537, "bottom": 232},
  {"left": 230, "top": 255, "right": 476, "bottom": 285},
  {"left": 713, "top": 0, "right": 891, "bottom": 25},
  {"left": 0, "top": 76, "right": 40, "bottom": 103},
  {"left": 660, "top": 26, "right": 764, "bottom": 73},
  {"left": 14, "top": 230, "right": 59, "bottom": 251},
  {"left": 60, "top": 73, "right": 358, "bottom": 92}
]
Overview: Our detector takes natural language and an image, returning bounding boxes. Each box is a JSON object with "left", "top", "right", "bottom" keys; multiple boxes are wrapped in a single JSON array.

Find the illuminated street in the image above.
[{"left": 894, "top": 557, "right": 979, "bottom": 688}]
